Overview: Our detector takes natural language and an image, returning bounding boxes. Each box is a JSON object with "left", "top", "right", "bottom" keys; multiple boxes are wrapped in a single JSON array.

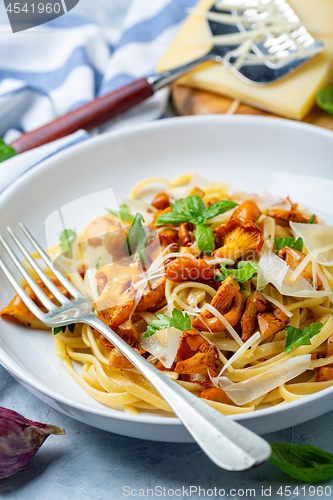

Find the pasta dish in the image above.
[{"left": 2, "top": 173, "right": 333, "bottom": 416}]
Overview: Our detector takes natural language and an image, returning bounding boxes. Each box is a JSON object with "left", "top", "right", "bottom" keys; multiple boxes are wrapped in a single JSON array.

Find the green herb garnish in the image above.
[
  {"left": 270, "top": 442, "right": 333, "bottom": 483},
  {"left": 124, "top": 213, "right": 148, "bottom": 264},
  {"left": 216, "top": 261, "right": 259, "bottom": 284},
  {"left": 274, "top": 236, "right": 304, "bottom": 252},
  {"left": 284, "top": 322, "right": 323, "bottom": 353},
  {"left": 54, "top": 324, "right": 75, "bottom": 336},
  {"left": 307, "top": 214, "right": 316, "bottom": 224},
  {"left": 106, "top": 204, "right": 134, "bottom": 222},
  {"left": 316, "top": 84, "right": 333, "bottom": 116},
  {"left": 95, "top": 257, "right": 101, "bottom": 270},
  {"left": 144, "top": 308, "right": 191, "bottom": 338},
  {"left": 0, "top": 138, "right": 17, "bottom": 163},
  {"left": 155, "top": 195, "right": 238, "bottom": 254},
  {"left": 59, "top": 229, "right": 76, "bottom": 257}
]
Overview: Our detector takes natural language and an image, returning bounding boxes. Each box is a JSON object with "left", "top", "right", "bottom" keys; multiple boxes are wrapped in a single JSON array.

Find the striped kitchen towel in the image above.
[{"left": 0, "top": 0, "right": 198, "bottom": 148}]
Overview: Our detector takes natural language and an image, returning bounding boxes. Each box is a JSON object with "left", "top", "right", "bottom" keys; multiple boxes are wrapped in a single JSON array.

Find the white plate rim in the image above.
[{"left": 1, "top": 114, "right": 333, "bottom": 429}]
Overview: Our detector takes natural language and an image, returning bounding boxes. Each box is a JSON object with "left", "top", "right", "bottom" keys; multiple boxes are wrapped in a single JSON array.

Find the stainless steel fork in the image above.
[{"left": 0, "top": 223, "right": 271, "bottom": 471}]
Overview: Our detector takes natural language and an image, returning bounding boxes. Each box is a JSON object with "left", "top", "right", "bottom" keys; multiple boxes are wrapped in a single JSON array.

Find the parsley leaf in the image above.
[
  {"left": 155, "top": 195, "right": 238, "bottom": 254},
  {"left": 307, "top": 214, "right": 316, "bottom": 224},
  {"left": 0, "top": 138, "right": 17, "bottom": 163},
  {"left": 143, "top": 308, "right": 191, "bottom": 338},
  {"left": 217, "top": 261, "right": 259, "bottom": 284},
  {"left": 95, "top": 257, "right": 101, "bottom": 270},
  {"left": 195, "top": 224, "right": 215, "bottom": 255},
  {"left": 274, "top": 236, "right": 304, "bottom": 252},
  {"left": 59, "top": 229, "right": 76, "bottom": 257},
  {"left": 316, "top": 84, "right": 333, "bottom": 116},
  {"left": 284, "top": 322, "right": 323, "bottom": 353},
  {"left": 270, "top": 442, "right": 333, "bottom": 483},
  {"left": 124, "top": 213, "right": 149, "bottom": 263},
  {"left": 54, "top": 324, "right": 75, "bottom": 336},
  {"left": 106, "top": 204, "right": 134, "bottom": 222}
]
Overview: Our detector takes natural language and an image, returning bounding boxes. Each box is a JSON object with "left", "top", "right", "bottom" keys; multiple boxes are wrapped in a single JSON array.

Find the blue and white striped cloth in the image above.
[{"left": 0, "top": 0, "right": 198, "bottom": 194}]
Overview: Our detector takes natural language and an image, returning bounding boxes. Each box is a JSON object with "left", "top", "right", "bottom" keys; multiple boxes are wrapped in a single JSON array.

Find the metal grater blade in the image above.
[{"left": 208, "top": 0, "right": 324, "bottom": 84}]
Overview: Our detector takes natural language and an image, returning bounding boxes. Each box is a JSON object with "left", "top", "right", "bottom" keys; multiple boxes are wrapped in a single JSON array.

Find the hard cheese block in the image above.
[{"left": 158, "top": 0, "right": 333, "bottom": 119}]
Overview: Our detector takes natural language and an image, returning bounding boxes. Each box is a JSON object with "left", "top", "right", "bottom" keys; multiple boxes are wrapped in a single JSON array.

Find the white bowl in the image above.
[{"left": 1, "top": 116, "right": 333, "bottom": 442}]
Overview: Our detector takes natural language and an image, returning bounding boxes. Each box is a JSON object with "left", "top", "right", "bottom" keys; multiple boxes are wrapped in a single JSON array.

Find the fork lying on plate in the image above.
[{"left": 0, "top": 223, "right": 271, "bottom": 471}]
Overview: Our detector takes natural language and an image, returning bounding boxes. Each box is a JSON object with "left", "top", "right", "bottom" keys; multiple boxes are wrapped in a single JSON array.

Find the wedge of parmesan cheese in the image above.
[{"left": 158, "top": 0, "right": 333, "bottom": 119}]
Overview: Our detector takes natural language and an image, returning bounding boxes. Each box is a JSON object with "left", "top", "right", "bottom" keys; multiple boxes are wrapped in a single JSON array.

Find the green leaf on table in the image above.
[
  {"left": 106, "top": 204, "right": 134, "bottom": 222},
  {"left": 143, "top": 308, "right": 191, "bottom": 338},
  {"left": 59, "top": 229, "right": 76, "bottom": 257},
  {"left": 316, "top": 84, "right": 333, "bottom": 116},
  {"left": 270, "top": 442, "right": 333, "bottom": 483},
  {"left": 0, "top": 138, "right": 17, "bottom": 163},
  {"left": 284, "top": 322, "right": 323, "bottom": 353}
]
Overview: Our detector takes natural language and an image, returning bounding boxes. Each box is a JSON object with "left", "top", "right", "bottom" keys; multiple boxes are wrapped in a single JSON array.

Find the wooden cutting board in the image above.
[{"left": 171, "top": 83, "right": 333, "bottom": 131}]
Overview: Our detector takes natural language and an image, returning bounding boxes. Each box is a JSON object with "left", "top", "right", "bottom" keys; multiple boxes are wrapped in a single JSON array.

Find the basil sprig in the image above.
[
  {"left": 216, "top": 261, "right": 259, "bottom": 284},
  {"left": 0, "top": 138, "right": 17, "bottom": 163},
  {"left": 274, "top": 236, "right": 303, "bottom": 252},
  {"left": 106, "top": 203, "right": 134, "bottom": 222},
  {"left": 144, "top": 308, "right": 191, "bottom": 338},
  {"left": 270, "top": 442, "right": 333, "bottom": 483},
  {"left": 316, "top": 84, "right": 333, "bottom": 116},
  {"left": 59, "top": 229, "right": 76, "bottom": 257},
  {"left": 284, "top": 322, "right": 323, "bottom": 353},
  {"left": 155, "top": 195, "right": 238, "bottom": 254}
]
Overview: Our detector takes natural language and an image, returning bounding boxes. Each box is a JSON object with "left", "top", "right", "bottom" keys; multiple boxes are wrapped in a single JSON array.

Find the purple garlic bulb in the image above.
[{"left": 0, "top": 406, "right": 65, "bottom": 479}]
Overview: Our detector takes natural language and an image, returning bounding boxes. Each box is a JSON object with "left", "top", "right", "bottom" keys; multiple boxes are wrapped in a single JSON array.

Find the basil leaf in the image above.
[
  {"left": 195, "top": 224, "right": 215, "bottom": 255},
  {"left": 143, "top": 308, "right": 191, "bottom": 338},
  {"left": 155, "top": 212, "right": 191, "bottom": 226},
  {"left": 124, "top": 213, "right": 148, "bottom": 263},
  {"left": 171, "top": 199, "right": 184, "bottom": 214},
  {"left": 270, "top": 442, "right": 333, "bottom": 483},
  {"left": 53, "top": 324, "right": 75, "bottom": 336},
  {"left": 106, "top": 204, "right": 134, "bottom": 222},
  {"left": 284, "top": 322, "right": 323, "bottom": 353},
  {"left": 316, "top": 84, "right": 333, "bottom": 116},
  {"left": 202, "top": 200, "right": 238, "bottom": 220},
  {"left": 293, "top": 237, "right": 304, "bottom": 251},
  {"left": 184, "top": 195, "right": 206, "bottom": 218},
  {"left": 59, "top": 229, "right": 76, "bottom": 257},
  {"left": 307, "top": 214, "right": 316, "bottom": 224},
  {"left": 219, "top": 261, "right": 259, "bottom": 284},
  {"left": 274, "top": 236, "right": 304, "bottom": 252},
  {"left": 0, "top": 138, "right": 17, "bottom": 163},
  {"left": 172, "top": 308, "right": 191, "bottom": 332}
]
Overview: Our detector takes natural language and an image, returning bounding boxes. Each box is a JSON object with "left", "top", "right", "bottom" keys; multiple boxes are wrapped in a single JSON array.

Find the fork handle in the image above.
[
  {"left": 85, "top": 314, "right": 270, "bottom": 470},
  {"left": 10, "top": 78, "right": 154, "bottom": 154}
]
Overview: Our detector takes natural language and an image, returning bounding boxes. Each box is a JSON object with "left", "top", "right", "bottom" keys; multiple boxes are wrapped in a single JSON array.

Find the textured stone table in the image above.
[{"left": 1, "top": 1, "right": 333, "bottom": 499}]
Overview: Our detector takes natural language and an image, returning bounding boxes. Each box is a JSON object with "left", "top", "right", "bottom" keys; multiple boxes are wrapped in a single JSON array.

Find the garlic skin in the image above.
[{"left": 0, "top": 406, "right": 65, "bottom": 479}]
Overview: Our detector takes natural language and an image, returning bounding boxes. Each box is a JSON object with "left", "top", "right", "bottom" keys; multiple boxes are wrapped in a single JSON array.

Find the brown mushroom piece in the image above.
[
  {"left": 192, "top": 275, "right": 244, "bottom": 332},
  {"left": 213, "top": 201, "right": 263, "bottom": 261},
  {"left": 278, "top": 247, "right": 322, "bottom": 288},
  {"left": 165, "top": 257, "right": 214, "bottom": 283},
  {"left": 257, "top": 304, "right": 290, "bottom": 339},
  {"left": 151, "top": 192, "right": 170, "bottom": 210},
  {"left": 104, "top": 225, "right": 128, "bottom": 259},
  {"left": 267, "top": 208, "right": 317, "bottom": 225},
  {"left": 240, "top": 291, "right": 267, "bottom": 342},
  {"left": 199, "top": 387, "right": 228, "bottom": 404},
  {"left": 175, "top": 331, "right": 218, "bottom": 376}
]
